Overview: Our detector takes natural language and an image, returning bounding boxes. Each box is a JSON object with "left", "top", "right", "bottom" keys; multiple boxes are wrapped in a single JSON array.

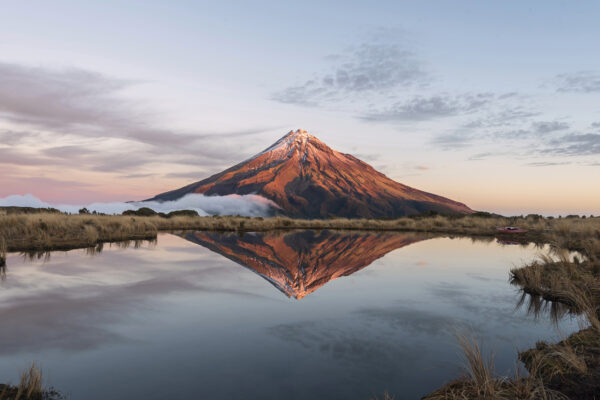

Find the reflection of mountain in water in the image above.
[{"left": 180, "top": 230, "right": 428, "bottom": 299}]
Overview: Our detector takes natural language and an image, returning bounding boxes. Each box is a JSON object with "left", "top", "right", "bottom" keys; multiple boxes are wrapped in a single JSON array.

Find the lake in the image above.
[{"left": 0, "top": 230, "right": 579, "bottom": 399}]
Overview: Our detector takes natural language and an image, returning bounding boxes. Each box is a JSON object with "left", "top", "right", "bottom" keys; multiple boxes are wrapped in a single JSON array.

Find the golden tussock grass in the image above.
[
  {"left": 1, "top": 212, "right": 599, "bottom": 399},
  {"left": 424, "top": 224, "right": 600, "bottom": 400},
  {"left": 508, "top": 229, "right": 600, "bottom": 399},
  {"left": 1, "top": 213, "right": 599, "bottom": 255},
  {"left": 0, "top": 363, "right": 60, "bottom": 400},
  {"left": 422, "top": 333, "right": 567, "bottom": 400}
]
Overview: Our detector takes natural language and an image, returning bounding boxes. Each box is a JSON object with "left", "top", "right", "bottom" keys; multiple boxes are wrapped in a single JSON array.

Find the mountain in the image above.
[
  {"left": 149, "top": 129, "right": 472, "bottom": 218},
  {"left": 180, "top": 230, "right": 428, "bottom": 299}
]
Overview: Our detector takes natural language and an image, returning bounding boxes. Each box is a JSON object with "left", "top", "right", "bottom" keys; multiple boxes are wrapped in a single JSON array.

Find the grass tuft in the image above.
[{"left": 0, "top": 363, "right": 62, "bottom": 400}]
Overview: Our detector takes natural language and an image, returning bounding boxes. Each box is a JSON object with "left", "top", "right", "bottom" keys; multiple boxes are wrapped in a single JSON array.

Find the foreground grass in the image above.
[
  {"left": 0, "top": 364, "right": 62, "bottom": 400},
  {"left": 509, "top": 235, "right": 600, "bottom": 399},
  {"left": 1, "top": 213, "right": 599, "bottom": 257},
  {"left": 421, "top": 227, "right": 600, "bottom": 399},
  {"left": 422, "top": 334, "right": 568, "bottom": 400},
  {"left": 2, "top": 212, "right": 600, "bottom": 399}
]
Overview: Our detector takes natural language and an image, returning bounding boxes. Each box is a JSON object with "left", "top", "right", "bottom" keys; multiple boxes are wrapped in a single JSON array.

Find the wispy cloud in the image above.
[
  {"left": 525, "top": 161, "right": 571, "bottom": 167},
  {"left": 490, "top": 120, "right": 570, "bottom": 140},
  {"left": 463, "top": 106, "right": 539, "bottom": 130},
  {"left": 272, "top": 34, "right": 428, "bottom": 106},
  {"left": 0, "top": 129, "right": 39, "bottom": 145},
  {"left": 362, "top": 93, "right": 493, "bottom": 122},
  {"left": 120, "top": 173, "right": 157, "bottom": 179},
  {"left": 0, "top": 193, "right": 279, "bottom": 216},
  {"left": 468, "top": 152, "right": 495, "bottom": 161},
  {"left": 431, "top": 134, "right": 472, "bottom": 149},
  {"left": 532, "top": 120, "right": 570, "bottom": 134},
  {"left": 554, "top": 71, "right": 600, "bottom": 93},
  {"left": 0, "top": 62, "right": 272, "bottom": 185},
  {"left": 545, "top": 133, "right": 600, "bottom": 156},
  {"left": 0, "top": 62, "right": 206, "bottom": 149}
]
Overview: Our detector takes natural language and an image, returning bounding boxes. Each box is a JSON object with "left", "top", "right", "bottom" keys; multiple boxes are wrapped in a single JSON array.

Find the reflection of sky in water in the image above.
[{"left": 0, "top": 233, "right": 579, "bottom": 400}]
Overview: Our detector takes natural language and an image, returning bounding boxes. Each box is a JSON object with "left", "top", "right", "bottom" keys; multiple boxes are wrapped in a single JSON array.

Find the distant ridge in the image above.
[{"left": 149, "top": 129, "right": 472, "bottom": 218}]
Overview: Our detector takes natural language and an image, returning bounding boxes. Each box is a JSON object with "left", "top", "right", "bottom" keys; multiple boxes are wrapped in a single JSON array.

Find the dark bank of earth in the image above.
[
  {"left": 520, "top": 328, "right": 600, "bottom": 399},
  {"left": 0, "top": 384, "right": 63, "bottom": 400}
]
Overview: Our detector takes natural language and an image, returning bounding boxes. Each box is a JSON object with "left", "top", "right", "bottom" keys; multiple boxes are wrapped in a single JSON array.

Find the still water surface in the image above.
[{"left": 0, "top": 231, "right": 579, "bottom": 399}]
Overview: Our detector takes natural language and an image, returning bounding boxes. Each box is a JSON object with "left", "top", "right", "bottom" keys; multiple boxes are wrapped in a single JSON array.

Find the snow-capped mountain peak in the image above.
[{"left": 150, "top": 129, "right": 473, "bottom": 218}]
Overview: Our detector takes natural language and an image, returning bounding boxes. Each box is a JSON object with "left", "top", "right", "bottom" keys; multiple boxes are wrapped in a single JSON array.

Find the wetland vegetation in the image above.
[
  {"left": 1, "top": 210, "right": 598, "bottom": 256},
  {"left": 421, "top": 217, "right": 600, "bottom": 399},
  {"left": 1, "top": 210, "right": 599, "bottom": 399}
]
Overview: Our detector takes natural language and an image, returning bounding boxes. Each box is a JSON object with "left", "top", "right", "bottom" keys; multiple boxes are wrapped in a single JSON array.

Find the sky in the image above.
[{"left": 0, "top": 0, "right": 599, "bottom": 216}]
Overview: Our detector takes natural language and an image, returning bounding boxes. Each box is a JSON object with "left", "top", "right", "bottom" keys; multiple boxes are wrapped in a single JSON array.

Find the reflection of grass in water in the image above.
[
  {"left": 0, "top": 236, "right": 5, "bottom": 267},
  {"left": 1, "top": 213, "right": 599, "bottom": 399},
  {"left": 421, "top": 229, "right": 600, "bottom": 399},
  {"left": 511, "top": 247, "right": 600, "bottom": 398},
  {"left": 0, "top": 238, "right": 156, "bottom": 282},
  {"left": 515, "top": 291, "right": 570, "bottom": 326},
  {"left": 1, "top": 213, "right": 599, "bottom": 257},
  {"left": 20, "top": 251, "right": 51, "bottom": 263},
  {"left": 0, "top": 363, "right": 63, "bottom": 400},
  {"left": 84, "top": 238, "right": 157, "bottom": 256},
  {"left": 14, "top": 238, "right": 157, "bottom": 261},
  {"left": 510, "top": 237, "right": 600, "bottom": 332}
]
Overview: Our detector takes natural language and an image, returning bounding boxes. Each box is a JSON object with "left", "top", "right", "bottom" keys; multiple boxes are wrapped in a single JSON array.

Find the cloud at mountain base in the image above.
[{"left": 0, "top": 193, "right": 278, "bottom": 217}]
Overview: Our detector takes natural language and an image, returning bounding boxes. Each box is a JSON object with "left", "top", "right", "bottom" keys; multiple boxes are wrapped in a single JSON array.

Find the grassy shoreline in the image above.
[
  {"left": 1, "top": 213, "right": 598, "bottom": 257},
  {"left": 0, "top": 364, "right": 62, "bottom": 400},
  {"left": 421, "top": 218, "right": 600, "bottom": 400},
  {"left": 2, "top": 212, "right": 600, "bottom": 399}
]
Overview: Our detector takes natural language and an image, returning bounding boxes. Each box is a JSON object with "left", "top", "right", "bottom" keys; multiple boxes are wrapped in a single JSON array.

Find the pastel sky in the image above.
[{"left": 1, "top": 1, "right": 599, "bottom": 215}]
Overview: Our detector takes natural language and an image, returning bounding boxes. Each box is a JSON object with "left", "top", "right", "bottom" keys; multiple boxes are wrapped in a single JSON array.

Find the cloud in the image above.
[
  {"left": 362, "top": 93, "right": 494, "bottom": 122},
  {"left": 554, "top": 71, "right": 600, "bottom": 93},
  {"left": 463, "top": 106, "right": 539, "bottom": 130},
  {"left": 468, "top": 152, "right": 495, "bottom": 161},
  {"left": 431, "top": 133, "right": 472, "bottom": 149},
  {"left": 0, "top": 147, "right": 58, "bottom": 166},
  {"left": 0, "top": 129, "right": 39, "bottom": 145},
  {"left": 545, "top": 133, "right": 600, "bottom": 156},
  {"left": 163, "top": 171, "right": 213, "bottom": 179},
  {"left": 0, "top": 62, "right": 203, "bottom": 149},
  {"left": 120, "top": 173, "right": 157, "bottom": 179},
  {"left": 492, "top": 129, "right": 531, "bottom": 139},
  {"left": 0, "top": 145, "right": 154, "bottom": 173},
  {"left": 525, "top": 161, "right": 571, "bottom": 167},
  {"left": 272, "top": 35, "right": 427, "bottom": 106},
  {"left": 0, "top": 194, "right": 51, "bottom": 208},
  {"left": 0, "top": 193, "right": 279, "bottom": 217},
  {"left": 532, "top": 120, "right": 570, "bottom": 134},
  {"left": 0, "top": 62, "right": 129, "bottom": 128},
  {"left": 0, "top": 62, "right": 271, "bottom": 177},
  {"left": 349, "top": 152, "right": 379, "bottom": 162}
]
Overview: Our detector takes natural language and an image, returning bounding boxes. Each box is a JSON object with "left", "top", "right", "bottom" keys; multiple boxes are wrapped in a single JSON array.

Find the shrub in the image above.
[
  {"left": 122, "top": 207, "right": 157, "bottom": 217},
  {"left": 167, "top": 210, "right": 199, "bottom": 218}
]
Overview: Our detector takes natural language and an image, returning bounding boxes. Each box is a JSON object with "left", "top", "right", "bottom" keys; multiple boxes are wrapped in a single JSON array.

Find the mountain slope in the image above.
[
  {"left": 149, "top": 129, "right": 472, "bottom": 218},
  {"left": 180, "top": 230, "right": 428, "bottom": 299}
]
